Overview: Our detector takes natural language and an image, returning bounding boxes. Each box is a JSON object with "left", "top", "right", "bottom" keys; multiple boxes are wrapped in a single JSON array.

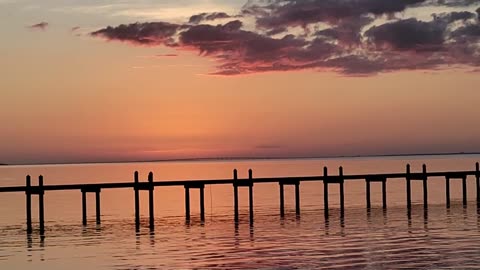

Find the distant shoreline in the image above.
[{"left": 2, "top": 152, "right": 480, "bottom": 167}]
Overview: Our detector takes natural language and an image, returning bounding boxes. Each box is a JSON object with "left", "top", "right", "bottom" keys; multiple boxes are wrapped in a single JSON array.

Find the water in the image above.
[{"left": 1, "top": 155, "right": 480, "bottom": 269}]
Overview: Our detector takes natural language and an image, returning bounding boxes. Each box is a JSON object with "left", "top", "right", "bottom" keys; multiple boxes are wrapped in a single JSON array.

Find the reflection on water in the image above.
[{"left": 1, "top": 203, "right": 479, "bottom": 269}]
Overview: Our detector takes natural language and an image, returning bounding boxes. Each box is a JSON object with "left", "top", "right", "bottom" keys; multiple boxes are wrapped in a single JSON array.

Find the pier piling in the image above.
[
  {"left": 134, "top": 171, "right": 140, "bottom": 228},
  {"left": 248, "top": 169, "right": 254, "bottom": 222},
  {"left": 232, "top": 169, "right": 254, "bottom": 222},
  {"left": 366, "top": 176, "right": 387, "bottom": 209},
  {"left": 323, "top": 167, "right": 329, "bottom": 217},
  {"left": 323, "top": 167, "right": 345, "bottom": 217},
  {"left": 148, "top": 172, "right": 154, "bottom": 230},
  {"left": 279, "top": 179, "right": 300, "bottom": 216},
  {"left": 233, "top": 169, "right": 239, "bottom": 222},
  {"left": 38, "top": 175, "right": 44, "bottom": 234},
  {"left": 26, "top": 175, "right": 32, "bottom": 234},
  {"left": 476, "top": 162, "right": 480, "bottom": 204},
  {"left": 185, "top": 186, "right": 190, "bottom": 220},
  {"left": 406, "top": 164, "right": 412, "bottom": 210},
  {"left": 95, "top": 190, "right": 101, "bottom": 225}
]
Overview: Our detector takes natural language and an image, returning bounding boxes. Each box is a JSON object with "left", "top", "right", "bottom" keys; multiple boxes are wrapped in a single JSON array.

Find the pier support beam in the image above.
[
  {"left": 184, "top": 183, "right": 205, "bottom": 221},
  {"left": 25, "top": 175, "right": 45, "bottom": 234},
  {"left": 323, "top": 167, "right": 345, "bottom": 218},
  {"left": 406, "top": 164, "right": 428, "bottom": 209},
  {"left": 279, "top": 179, "right": 301, "bottom": 217},
  {"left": 133, "top": 171, "right": 155, "bottom": 230},
  {"left": 445, "top": 173, "right": 468, "bottom": 208},
  {"left": 232, "top": 169, "right": 254, "bottom": 222},
  {"left": 81, "top": 186, "right": 102, "bottom": 225},
  {"left": 365, "top": 176, "right": 387, "bottom": 209},
  {"left": 82, "top": 190, "right": 87, "bottom": 225}
]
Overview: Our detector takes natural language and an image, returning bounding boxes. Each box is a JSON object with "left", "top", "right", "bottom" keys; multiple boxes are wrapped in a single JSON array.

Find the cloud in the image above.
[
  {"left": 91, "top": 1, "right": 480, "bottom": 75},
  {"left": 28, "top": 22, "right": 48, "bottom": 31},
  {"left": 91, "top": 22, "right": 180, "bottom": 46},
  {"left": 189, "top": 12, "right": 233, "bottom": 24}
]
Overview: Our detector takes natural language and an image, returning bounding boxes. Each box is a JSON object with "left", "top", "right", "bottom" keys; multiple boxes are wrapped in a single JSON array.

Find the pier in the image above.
[{"left": 1, "top": 163, "right": 479, "bottom": 234}]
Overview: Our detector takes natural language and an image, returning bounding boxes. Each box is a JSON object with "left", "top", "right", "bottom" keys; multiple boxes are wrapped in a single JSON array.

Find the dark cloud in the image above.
[
  {"left": 28, "top": 22, "right": 48, "bottom": 31},
  {"left": 91, "top": 22, "right": 180, "bottom": 45},
  {"left": 365, "top": 19, "right": 446, "bottom": 51},
  {"left": 243, "top": 0, "right": 425, "bottom": 30},
  {"left": 91, "top": 1, "right": 480, "bottom": 75},
  {"left": 189, "top": 12, "right": 233, "bottom": 24}
]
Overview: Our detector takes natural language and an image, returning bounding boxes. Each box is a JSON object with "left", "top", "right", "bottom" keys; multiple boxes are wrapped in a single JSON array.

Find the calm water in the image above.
[{"left": 1, "top": 155, "right": 480, "bottom": 269}]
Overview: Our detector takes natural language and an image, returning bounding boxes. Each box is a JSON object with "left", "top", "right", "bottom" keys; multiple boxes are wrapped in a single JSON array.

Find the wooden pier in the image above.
[{"left": 1, "top": 163, "right": 479, "bottom": 234}]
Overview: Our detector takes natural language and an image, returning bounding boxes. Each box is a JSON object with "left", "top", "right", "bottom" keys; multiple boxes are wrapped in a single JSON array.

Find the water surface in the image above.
[{"left": 1, "top": 155, "right": 480, "bottom": 269}]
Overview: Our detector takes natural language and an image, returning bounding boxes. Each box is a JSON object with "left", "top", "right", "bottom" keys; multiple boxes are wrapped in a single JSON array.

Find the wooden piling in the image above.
[
  {"left": 323, "top": 167, "right": 329, "bottom": 217},
  {"left": 148, "top": 172, "right": 154, "bottom": 229},
  {"left": 295, "top": 182, "right": 300, "bottom": 215},
  {"left": 406, "top": 164, "right": 412, "bottom": 210},
  {"left": 185, "top": 187, "right": 190, "bottom": 220},
  {"left": 38, "top": 175, "right": 44, "bottom": 234},
  {"left": 446, "top": 176, "right": 451, "bottom": 208},
  {"left": 95, "top": 190, "right": 101, "bottom": 225},
  {"left": 476, "top": 162, "right": 480, "bottom": 204},
  {"left": 26, "top": 175, "right": 32, "bottom": 234},
  {"left": 366, "top": 179, "right": 371, "bottom": 209},
  {"left": 82, "top": 190, "right": 87, "bottom": 226},
  {"left": 200, "top": 186, "right": 205, "bottom": 221},
  {"left": 248, "top": 169, "right": 254, "bottom": 222},
  {"left": 339, "top": 167, "right": 345, "bottom": 215},
  {"left": 382, "top": 178, "right": 387, "bottom": 209},
  {"left": 134, "top": 171, "right": 140, "bottom": 227},
  {"left": 233, "top": 169, "right": 239, "bottom": 222},
  {"left": 422, "top": 164, "right": 428, "bottom": 209},
  {"left": 279, "top": 182, "right": 285, "bottom": 217},
  {"left": 462, "top": 176, "right": 467, "bottom": 206}
]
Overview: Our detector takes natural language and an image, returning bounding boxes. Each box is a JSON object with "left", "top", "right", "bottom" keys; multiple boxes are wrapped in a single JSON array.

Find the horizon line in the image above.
[{"left": 1, "top": 151, "right": 480, "bottom": 167}]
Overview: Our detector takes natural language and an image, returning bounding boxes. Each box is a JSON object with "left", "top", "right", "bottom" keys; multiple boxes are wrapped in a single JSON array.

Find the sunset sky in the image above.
[{"left": 1, "top": 0, "right": 480, "bottom": 164}]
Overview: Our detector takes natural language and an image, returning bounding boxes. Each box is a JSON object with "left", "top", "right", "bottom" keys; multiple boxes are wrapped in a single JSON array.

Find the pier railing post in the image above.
[
  {"left": 406, "top": 164, "right": 412, "bottom": 210},
  {"left": 233, "top": 169, "right": 239, "bottom": 222},
  {"left": 339, "top": 167, "right": 345, "bottom": 216},
  {"left": 462, "top": 175, "right": 467, "bottom": 206},
  {"left": 323, "top": 167, "right": 329, "bottom": 218},
  {"left": 446, "top": 176, "right": 451, "bottom": 208},
  {"left": 26, "top": 175, "right": 32, "bottom": 234},
  {"left": 422, "top": 164, "right": 428, "bottom": 209},
  {"left": 134, "top": 171, "right": 140, "bottom": 228},
  {"left": 148, "top": 172, "right": 154, "bottom": 230},
  {"left": 95, "top": 190, "right": 101, "bottom": 225},
  {"left": 248, "top": 169, "right": 254, "bottom": 222},
  {"left": 38, "top": 175, "right": 45, "bottom": 234}
]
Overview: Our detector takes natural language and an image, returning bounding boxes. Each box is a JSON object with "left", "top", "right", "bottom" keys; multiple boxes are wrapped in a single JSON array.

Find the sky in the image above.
[{"left": 1, "top": 0, "right": 480, "bottom": 165}]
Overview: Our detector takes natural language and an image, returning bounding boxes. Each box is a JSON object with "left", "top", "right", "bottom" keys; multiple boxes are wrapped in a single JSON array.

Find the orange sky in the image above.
[{"left": 1, "top": 1, "right": 480, "bottom": 164}]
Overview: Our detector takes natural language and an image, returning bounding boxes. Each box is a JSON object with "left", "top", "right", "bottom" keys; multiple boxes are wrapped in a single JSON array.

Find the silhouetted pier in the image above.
[{"left": 1, "top": 163, "right": 479, "bottom": 234}]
